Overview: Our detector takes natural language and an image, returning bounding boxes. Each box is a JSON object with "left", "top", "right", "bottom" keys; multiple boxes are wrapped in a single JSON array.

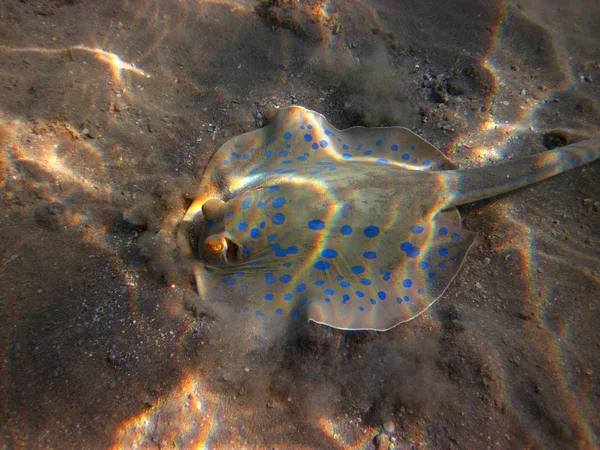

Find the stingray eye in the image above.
[{"left": 204, "top": 234, "right": 226, "bottom": 254}]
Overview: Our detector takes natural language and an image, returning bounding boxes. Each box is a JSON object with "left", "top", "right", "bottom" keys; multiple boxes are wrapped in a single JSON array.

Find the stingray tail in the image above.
[{"left": 442, "top": 137, "right": 600, "bottom": 208}]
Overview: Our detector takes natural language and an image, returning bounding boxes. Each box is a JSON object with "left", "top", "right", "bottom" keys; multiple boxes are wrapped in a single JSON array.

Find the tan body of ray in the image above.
[{"left": 178, "top": 106, "right": 599, "bottom": 331}]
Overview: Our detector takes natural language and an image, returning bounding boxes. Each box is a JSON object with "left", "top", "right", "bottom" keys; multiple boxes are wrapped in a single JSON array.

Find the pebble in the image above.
[
  {"left": 483, "top": 257, "right": 491, "bottom": 265},
  {"left": 383, "top": 420, "right": 395, "bottom": 434}
]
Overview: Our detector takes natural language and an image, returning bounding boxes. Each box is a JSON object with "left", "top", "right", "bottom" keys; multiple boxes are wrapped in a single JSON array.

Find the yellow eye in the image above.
[{"left": 204, "top": 235, "right": 226, "bottom": 253}]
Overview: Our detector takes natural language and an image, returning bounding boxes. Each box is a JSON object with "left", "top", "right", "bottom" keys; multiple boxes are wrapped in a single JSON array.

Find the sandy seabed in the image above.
[{"left": 0, "top": 1, "right": 599, "bottom": 449}]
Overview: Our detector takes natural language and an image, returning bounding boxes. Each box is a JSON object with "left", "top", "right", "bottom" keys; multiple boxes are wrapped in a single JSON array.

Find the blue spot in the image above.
[
  {"left": 377, "top": 158, "right": 389, "bottom": 164},
  {"left": 363, "top": 251, "right": 377, "bottom": 259},
  {"left": 226, "top": 211, "right": 234, "bottom": 218},
  {"left": 356, "top": 290, "right": 365, "bottom": 298},
  {"left": 439, "top": 262, "right": 447, "bottom": 269},
  {"left": 267, "top": 185, "right": 280, "bottom": 193},
  {"left": 279, "top": 150, "right": 289, "bottom": 157},
  {"left": 342, "top": 294, "right": 350, "bottom": 304},
  {"left": 337, "top": 275, "right": 344, "bottom": 280},
  {"left": 356, "top": 143, "right": 364, "bottom": 150},
  {"left": 255, "top": 311, "right": 265, "bottom": 317},
  {"left": 340, "top": 225, "right": 353, "bottom": 235},
  {"left": 304, "top": 133, "right": 313, "bottom": 142},
  {"left": 281, "top": 159, "right": 292, "bottom": 164},
  {"left": 283, "top": 262, "right": 291, "bottom": 268},
  {"left": 264, "top": 294, "right": 274, "bottom": 301},
  {"left": 297, "top": 284, "right": 306, "bottom": 293},
  {"left": 315, "top": 280, "right": 325, "bottom": 286},
  {"left": 324, "top": 288, "right": 335, "bottom": 295},
  {"left": 329, "top": 167, "right": 337, "bottom": 171},
  {"left": 325, "top": 298, "right": 331, "bottom": 303},
  {"left": 410, "top": 145, "right": 416, "bottom": 151},
  {"left": 396, "top": 298, "right": 402, "bottom": 304},
  {"left": 257, "top": 201, "right": 266, "bottom": 208},
  {"left": 439, "top": 227, "right": 449, "bottom": 236},
  {"left": 403, "top": 279, "right": 413, "bottom": 288},
  {"left": 439, "top": 247, "right": 449, "bottom": 257},
  {"left": 260, "top": 221, "right": 265, "bottom": 229},
  {"left": 308, "top": 219, "right": 325, "bottom": 230},
  {"left": 370, "top": 298, "right": 377, "bottom": 305},
  {"left": 266, "top": 150, "right": 273, "bottom": 158},
  {"left": 378, "top": 291, "right": 387, "bottom": 300},
  {"left": 272, "top": 197, "right": 286, "bottom": 208},
  {"left": 314, "top": 261, "right": 331, "bottom": 271},
  {"left": 411, "top": 225, "right": 425, "bottom": 234},
  {"left": 265, "top": 273, "right": 276, "bottom": 285},
  {"left": 284, "top": 132, "right": 292, "bottom": 139},
  {"left": 243, "top": 307, "right": 250, "bottom": 313},
  {"left": 360, "top": 278, "right": 372, "bottom": 286},
  {"left": 206, "top": 219, "right": 214, "bottom": 228},
  {"left": 250, "top": 228, "right": 260, "bottom": 238},
  {"left": 400, "top": 242, "right": 420, "bottom": 258},
  {"left": 223, "top": 159, "right": 229, "bottom": 165},
  {"left": 238, "top": 222, "right": 248, "bottom": 232},
  {"left": 284, "top": 293, "right": 293, "bottom": 301},
  {"left": 287, "top": 246, "right": 298, "bottom": 254},
  {"left": 242, "top": 245, "right": 252, "bottom": 255},
  {"left": 307, "top": 124, "right": 313, "bottom": 129},
  {"left": 391, "top": 144, "right": 399, "bottom": 151},
  {"left": 351, "top": 266, "right": 365, "bottom": 275},
  {"left": 418, "top": 289, "right": 425, "bottom": 295},
  {"left": 364, "top": 150, "right": 373, "bottom": 155},
  {"left": 321, "top": 249, "right": 338, "bottom": 258},
  {"left": 376, "top": 139, "right": 383, "bottom": 145},
  {"left": 241, "top": 198, "right": 251, "bottom": 209},
  {"left": 272, "top": 213, "right": 285, "bottom": 225},
  {"left": 325, "top": 129, "right": 332, "bottom": 136},
  {"left": 228, "top": 279, "right": 237, "bottom": 286},
  {"left": 419, "top": 261, "right": 430, "bottom": 270},
  {"left": 383, "top": 271, "right": 391, "bottom": 281},
  {"left": 297, "top": 156, "right": 307, "bottom": 161},
  {"left": 340, "top": 281, "right": 351, "bottom": 288},
  {"left": 451, "top": 256, "right": 457, "bottom": 261},
  {"left": 343, "top": 144, "right": 350, "bottom": 150},
  {"left": 342, "top": 153, "right": 353, "bottom": 159},
  {"left": 242, "top": 154, "right": 249, "bottom": 160},
  {"left": 359, "top": 306, "right": 365, "bottom": 312},
  {"left": 428, "top": 272, "right": 437, "bottom": 279},
  {"left": 320, "top": 140, "right": 328, "bottom": 148},
  {"left": 290, "top": 309, "right": 300, "bottom": 318},
  {"left": 280, "top": 275, "right": 292, "bottom": 283},
  {"left": 300, "top": 125, "right": 305, "bottom": 129},
  {"left": 452, "top": 232, "right": 461, "bottom": 241},
  {"left": 267, "top": 233, "right": 277, "bottom": 242},
  {"left": 311, "top": 143, "right": 319, "bottom": 150},
  {"left": 272, "top": 243, "right": 287, "bottom": 258},
  {"left": 402, "top": 153, "right": 410, "bottom": 160},
  {"left": 423, "top": 159, "right": 431, "bottom": 166},
  {"left": 276, "top": 309, "right": 284, "bottom": 316},
  {"left": 364, "top": 225, "right": 380, "bottom": 238}
]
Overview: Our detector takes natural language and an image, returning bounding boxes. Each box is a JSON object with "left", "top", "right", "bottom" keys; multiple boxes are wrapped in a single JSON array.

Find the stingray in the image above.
[{"left": 178, "top": 106, "right": 599, "bottom": 331}]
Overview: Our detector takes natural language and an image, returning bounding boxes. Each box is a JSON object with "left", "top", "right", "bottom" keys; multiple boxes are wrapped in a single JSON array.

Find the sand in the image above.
[{"left": 0, "top": 0, "right": 599, "bottom": 449}]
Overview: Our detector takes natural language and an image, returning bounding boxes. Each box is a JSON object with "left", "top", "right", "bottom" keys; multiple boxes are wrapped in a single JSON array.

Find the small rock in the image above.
[
  {"left": 383, "top": 419, "right": 395, "bottom": 434},
  {"left": 374, "top": 432, "right": 390, "bottom": 449},
  {"left": 483, "top": 257, "right": 491, "bottom": 265}
]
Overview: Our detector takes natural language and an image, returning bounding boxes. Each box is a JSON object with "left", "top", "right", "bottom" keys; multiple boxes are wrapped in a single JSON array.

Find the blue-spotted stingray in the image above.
[{"left": 178, "top": 106, "right": 599, "bottom": 331}]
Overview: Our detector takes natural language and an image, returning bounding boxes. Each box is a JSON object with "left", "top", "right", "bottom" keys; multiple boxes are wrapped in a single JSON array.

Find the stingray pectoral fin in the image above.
[{"left": 306, "top": 208, "right": 476, "bottom": 331}]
